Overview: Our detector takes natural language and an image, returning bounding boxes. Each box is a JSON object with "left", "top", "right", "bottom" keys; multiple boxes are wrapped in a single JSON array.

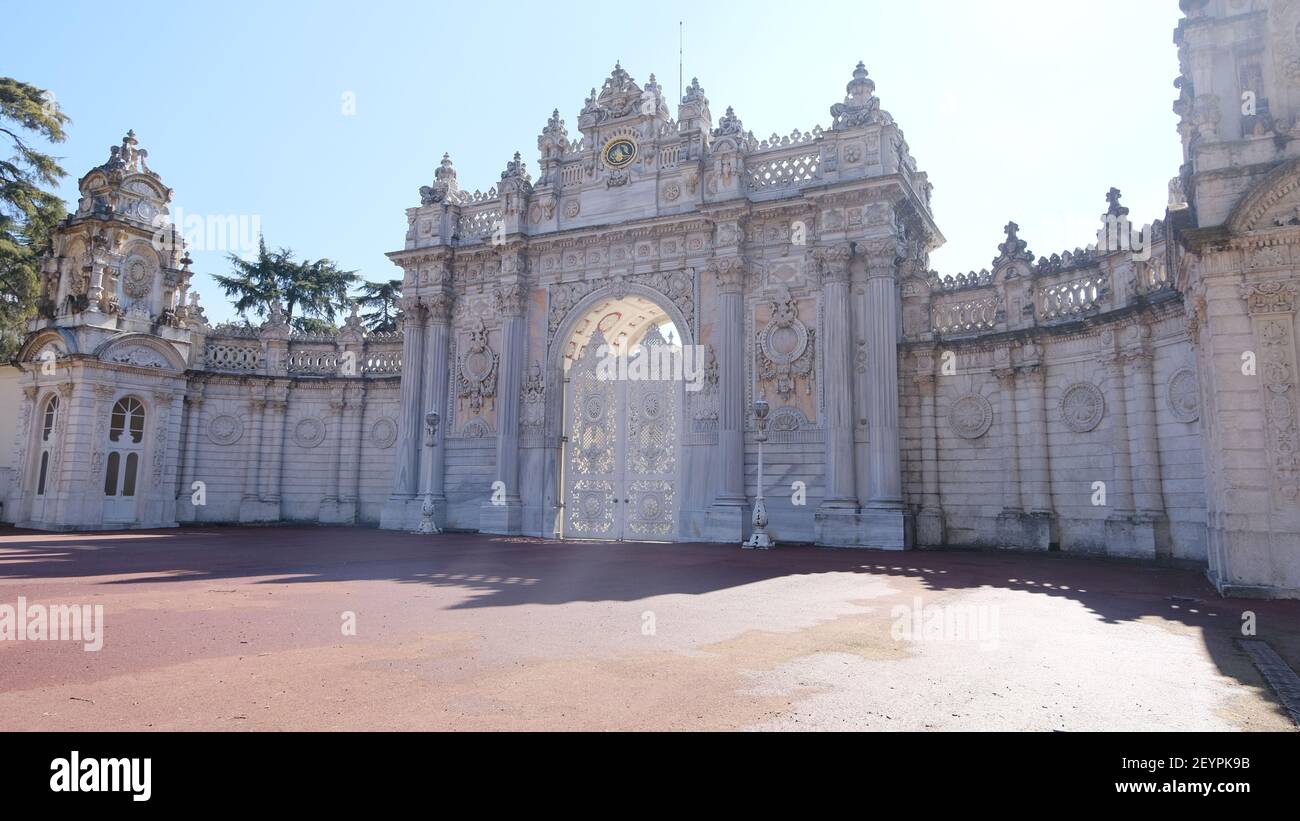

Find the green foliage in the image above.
[
  {"left": 212, "top": 236, "right": 359, "bottom": 331},
  {"left": 293, "top": 316, "right": 337, "bottom": 335},
  {"left": 355, "top": 278, "right": 402, "bottom": 333},
  {"left": 0, "top": 77, "right": 70, "bottom": 360}
]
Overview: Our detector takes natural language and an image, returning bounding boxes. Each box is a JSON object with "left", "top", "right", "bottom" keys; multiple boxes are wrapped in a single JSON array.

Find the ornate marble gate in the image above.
[{"left": 563, "top": 326, "right": 680, "bottom": 541}]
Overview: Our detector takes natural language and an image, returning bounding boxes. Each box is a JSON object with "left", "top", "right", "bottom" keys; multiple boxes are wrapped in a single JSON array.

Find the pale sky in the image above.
[{"left": 6, "top": 0, "right": 1184, "bottom": 324}]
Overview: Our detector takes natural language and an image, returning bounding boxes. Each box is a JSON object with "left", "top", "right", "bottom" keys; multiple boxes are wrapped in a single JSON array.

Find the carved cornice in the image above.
[{"left": 1242, "top": 280, "right": 1298, "bottom": 316}]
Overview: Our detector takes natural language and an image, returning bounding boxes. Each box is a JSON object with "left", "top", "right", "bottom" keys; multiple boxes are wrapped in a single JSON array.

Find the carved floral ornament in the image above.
[
  {"left": 1060, "top": 382, "right": 1106, "bottom": 433},
  {"left": 458, "top": 318, "right": 499, "bottom": 413}
]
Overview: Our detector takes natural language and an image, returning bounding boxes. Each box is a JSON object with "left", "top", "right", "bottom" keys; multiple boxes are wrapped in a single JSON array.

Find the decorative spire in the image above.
[
  {"left": 830, "top": 62, "right": 884, "bottom": 130},
  {"left": 420, "top": 153, "right": 460, "bottom": 205}
]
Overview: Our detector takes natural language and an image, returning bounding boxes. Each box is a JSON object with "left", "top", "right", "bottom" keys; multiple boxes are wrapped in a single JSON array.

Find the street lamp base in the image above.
[{"left": 742, "top": 531, "right": 776, "bottom": 550}]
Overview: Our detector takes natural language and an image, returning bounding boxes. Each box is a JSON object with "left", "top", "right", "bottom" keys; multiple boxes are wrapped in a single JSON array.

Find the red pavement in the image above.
[{"left": 0, "top": 525, "right": 1296, "bottom": 731}]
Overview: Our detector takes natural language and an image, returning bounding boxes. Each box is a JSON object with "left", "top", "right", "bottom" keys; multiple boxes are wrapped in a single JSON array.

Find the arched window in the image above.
[
  {"left": 35, "top": 395, "right": 59, "bottom": 496},
  {"left": 104, "top": 396, "right": 146, "bottom": 506},
  {"left": 109, "top": 396, "right": 145, "bottom": 444}
]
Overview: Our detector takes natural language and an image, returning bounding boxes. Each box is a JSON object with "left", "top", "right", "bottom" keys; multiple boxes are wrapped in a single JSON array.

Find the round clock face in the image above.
[{"left": 602, "top": 137, "right": 637, "bottom": 170}]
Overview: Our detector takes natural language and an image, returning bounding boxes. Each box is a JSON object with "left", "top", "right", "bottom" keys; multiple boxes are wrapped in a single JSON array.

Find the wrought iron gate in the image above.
[{"left": 563, "top": 326, "right": 679, "bottom": 541}]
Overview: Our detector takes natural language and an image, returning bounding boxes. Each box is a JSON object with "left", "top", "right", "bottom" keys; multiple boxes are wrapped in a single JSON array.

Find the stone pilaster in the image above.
[
  {"left": 1018, "top": 351, "right": 1056, "bottom": 548},
  {"left": 1123, "top": 325, "right": 1169, "bottom": 558},
  {"left": 238, "top": 385, "right": 268, "bottom": 522},
  {"left": 345, "top": 383, "right": 366, "bottom": 510},
  {"left": 175, "top": 383, "right": 204, "bottom": 523},
  {"left": 1101, "top": 337, "right": 1143, "bottom": 557},
  {"left": 481, "top": 280, "right": 527, "bottom": 534},
  {"left": 913, "top": 353, "right": 945, "bottom": 547}
]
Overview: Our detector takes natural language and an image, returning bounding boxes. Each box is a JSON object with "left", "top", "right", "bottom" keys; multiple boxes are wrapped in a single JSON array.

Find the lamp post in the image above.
[
  {"left": 417, "top": 411, "right": 441, "bottom": 535},
  {"left": 743, "top": 396, "right": 775, "bottom": 549}
]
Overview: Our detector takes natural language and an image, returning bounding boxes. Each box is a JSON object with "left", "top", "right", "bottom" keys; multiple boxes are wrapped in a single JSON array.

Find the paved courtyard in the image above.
[{"left": 0, "top": 525, "right": 1296, "bottom": 731}]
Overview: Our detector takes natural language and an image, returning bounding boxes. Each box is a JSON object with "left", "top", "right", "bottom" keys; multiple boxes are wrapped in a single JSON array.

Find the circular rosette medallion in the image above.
[
  {"left": 948, "top": 394, "right": 993, "bottom": 440},
  {"left": 1060, "top": 382, "right": 1105, "bottom": 433},
  {"left": 601, "top": 137, "right": 637, "bottom": 170}
]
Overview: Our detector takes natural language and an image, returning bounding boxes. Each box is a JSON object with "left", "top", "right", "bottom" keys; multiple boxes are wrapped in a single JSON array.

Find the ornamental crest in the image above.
[
  {"left": 756, "top": 288, "right": 815, "bottom": 398},
  {"left": 458, "top": 318, "right": 499, "bottom": 413}
]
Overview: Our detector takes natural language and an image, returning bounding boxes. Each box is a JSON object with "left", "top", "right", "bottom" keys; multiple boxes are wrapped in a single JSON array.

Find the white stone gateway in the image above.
[{"left": 4, "top": 4, "right": 1299, "bottom": 600}]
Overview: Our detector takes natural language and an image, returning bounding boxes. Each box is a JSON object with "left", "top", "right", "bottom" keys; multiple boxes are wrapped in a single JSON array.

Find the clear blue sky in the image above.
[{"left": 6, "top": 0, "right": 1184, "bottom": 325}]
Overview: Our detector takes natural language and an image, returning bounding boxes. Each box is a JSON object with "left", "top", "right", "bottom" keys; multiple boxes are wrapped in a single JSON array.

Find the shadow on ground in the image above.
[{"left": 0, "top": 523, "right": 1296, "bottom": 711}]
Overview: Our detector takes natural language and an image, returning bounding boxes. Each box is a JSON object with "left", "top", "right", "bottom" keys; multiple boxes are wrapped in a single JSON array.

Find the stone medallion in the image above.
[
  {"left": 293, "top": 417, "right": 327, "bottom": 448},
  {"left": 1060, "top": 382, "right": 1105, "bottom": 433},
  {"left": 123, "top": 259, "right": 152, "bottom": 298},
  {"left": 207, "top": 414, "right": 243, "bottom": 446},
  {"left": 1167, "top": 367, "right": 1200, "bottom": 423},
  {"left": 370, "top": 417, "right": 398, "bottom": 449},
  {"left": 948, "top": 393, "right": 993, "bottom": 440}
]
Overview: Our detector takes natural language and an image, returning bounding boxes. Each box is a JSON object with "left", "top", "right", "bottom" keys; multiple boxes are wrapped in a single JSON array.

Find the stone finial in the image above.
[
  {"left": 501, "top": 151, "right": 530, "bottom": 181},
  {"left": 420, "top": 153, "right": 460, "bottom": 205},
  {"left": 713, "top": 106, "right": 745, "bottom": 138},
  {"left": 994, "top": 220, "right": 1034, "bottom": 268},
  {"left": 683, "top": 77, "right": 706, "bottom": 105},
  {"left": 1105, "top": 187, "right": 1129, "bottom": 217}
]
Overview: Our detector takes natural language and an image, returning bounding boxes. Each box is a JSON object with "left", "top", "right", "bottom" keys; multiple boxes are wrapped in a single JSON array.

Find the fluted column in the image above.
[
  {"left": 495, "top": 285, "right": 526, "bottom": 500},
  {"left": 390, "top": 299, "right": 426, "bottom": 500},
  {"left": 817, "top": 245, "right": 857, "bottom": 509},
  {"left": 994, "top": 365, "right": 1023, "bottom": 512},
  {"left": 422, "top": 288, "right": 454, "bottom": 505},
  {"left": 713, "top": 257, "right": 747, "bottom": 507},
  {"left": 863, "top": 249, "right": 904, "bottom": 507}
]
